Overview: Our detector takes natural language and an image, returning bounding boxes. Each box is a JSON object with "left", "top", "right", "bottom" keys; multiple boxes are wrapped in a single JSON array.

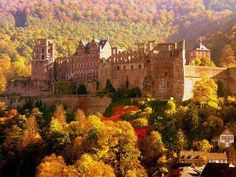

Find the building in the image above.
[
  {"left": 187, "top": 40, "right": 211, "bottom": 65},
  {"left": 6, "top": 38, "right": 236, "bottom": 100},
  {"left": 179, "top": 151, "right": 228, "bottom": 166},
  {"left": 212, "top": 127, "right": 235, "bottom": 149}
]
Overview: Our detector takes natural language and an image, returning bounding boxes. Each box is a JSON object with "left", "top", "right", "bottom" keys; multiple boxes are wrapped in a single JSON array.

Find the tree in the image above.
[
  {"left": 202, "top": 115, "right": 224, "bottom": 139},
  {"left": 174, "top": 129, "right": 187, "bottom": 152},
  {"left": 105, "top": 79, "right": 116, "bottom": 93},
  {"left": 0, "top": 68, "right": 6, "bottom": 94},
  {"left": 36, "top": 154, "right": 79, "bottom": 177},
  {"left": 219, "top": 45, "right": 236, "bottom": 67},
  {"left": 193, "top": 77, "right": 218, "bottom": 108},
  {"left": 75, "top": 154, "right": 116, "bottom": 177},
  {"left": 195, "top": 57, "right": 215, "bottom": 67},
  {"left": 20, "top": 116, "right": 43, "bottom": 150},
  {"left": 192, "top": 139, "right": 213, "bottom": 152},
  {"left": 77, "top": 84, "right": 88, "bottom": 94},
  {"left": 141, "top": 131, "right": 166, "bottom": 163},
  {"left": 165, "top": 99, "right": 176, "bottom": 115}
]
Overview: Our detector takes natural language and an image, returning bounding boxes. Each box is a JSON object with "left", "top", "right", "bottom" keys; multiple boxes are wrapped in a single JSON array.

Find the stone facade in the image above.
[
  {"left": 6, "top": 38, "right": 236, "bottom": 101},
  {"left": 187, "top": 41, "right": 211, "bottom": 65}
]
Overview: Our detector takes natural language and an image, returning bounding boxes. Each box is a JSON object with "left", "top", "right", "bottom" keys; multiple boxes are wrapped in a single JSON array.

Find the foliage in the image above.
[
  {"left": 77, "top": 84, "right": 88, "bottom": 95},
  {"left": 192, "top": 139, "right": 213, "bottom": 152},
  {"left": 132, "top": 118, "right": 148, "bottom": 129},
  {"left": 195, "top": 57, "right": 215, "bottom": 67},
  {"left": 174, "top": 129, "right": 187, "bottom": 152},
  {"left": 193, "top": 77, "right": 218, "bottom": 108},
  {"left": 219, "top": 44, "right": 236, "bottom": 67},
  {"left": 55, "top": 81, "right": 76, "bottom": 95},
  {"left": 0, "top": 68, "right": 6, "bottom": 94}
]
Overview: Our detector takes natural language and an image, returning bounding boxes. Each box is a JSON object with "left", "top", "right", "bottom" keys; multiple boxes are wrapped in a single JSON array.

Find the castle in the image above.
[{"left": 6, "top": 38, "right": 236, "bottom": 101}]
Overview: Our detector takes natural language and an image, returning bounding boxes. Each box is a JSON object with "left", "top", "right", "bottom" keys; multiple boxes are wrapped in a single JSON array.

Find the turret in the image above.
[{"left": 31, "top": 38, "right": 55, "bottom": 81}]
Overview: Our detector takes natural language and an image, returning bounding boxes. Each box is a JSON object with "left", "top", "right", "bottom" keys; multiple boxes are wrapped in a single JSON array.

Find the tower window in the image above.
[
  {"left": 165, "top": 72, "right": 168, "bottom": 76},
  {"left": 138, "top": 65, "right": 141, "bottom": 69},
  {"left": 117, "top": 66, "right": 120, "bottom": 70},
  {"left": 42, "top": 55, "right": 45, "bottom": 60},
  {"left": 131, "top": 65, "right": 134, "bottom": 69},
  {"left": 123, "top": 66, "right": 126, "bottom": 70}
]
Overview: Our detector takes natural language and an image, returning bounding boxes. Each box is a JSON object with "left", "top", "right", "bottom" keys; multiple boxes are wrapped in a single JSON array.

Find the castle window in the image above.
[
  {"left": 131, "top": 65, "right": 134, "bottom": 69},
  {"left": 165, "top": 72, "right": 168, "bottom": 76},
  {"left": 117, "top": 66, "right": 120, "bottom": 70},
  {"left": 138, "top": 65, "right": 141, "bottom": 69},
  {"left": 42, "top": 55, "right": 45, "bottom": 59},
  {"left": 123, "top": 66, "right": 126, "bottom": 70}
]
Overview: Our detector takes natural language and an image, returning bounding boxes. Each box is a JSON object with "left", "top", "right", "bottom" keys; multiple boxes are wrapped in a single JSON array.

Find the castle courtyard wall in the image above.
[{"left": 183, "top": 66, "right": 228, "bottom": 100}]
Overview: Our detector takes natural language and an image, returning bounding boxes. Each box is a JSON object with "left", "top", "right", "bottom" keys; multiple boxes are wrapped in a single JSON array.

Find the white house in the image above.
[{"left": 212, "top": 127, "right": 234, "bottom": 149}]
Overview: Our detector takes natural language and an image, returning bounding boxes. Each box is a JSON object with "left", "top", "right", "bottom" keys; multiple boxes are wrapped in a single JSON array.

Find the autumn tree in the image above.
[
  {"left": 0, "top": 68, "right": 6, "bottom": 94},
  {"left": 174, "top": 129, "right": 187, "bottom": 152},
  {"left": 20, "top": 116, "right": 43, "bottom": 150},
  {"left": 192, "top": 139, "right": 213, "bottom": 152},
  {"left": 36, "top": 154, "right": 79, "bottom": 177},
  {"left": 219, "top": 45, "right": 236, "bottom": 67},
  {"left": 141, "top": 131, "right": 166, "bottom": 164},
  {"left": 193, "top": 77, "right": 218, "bottom": 108},
  {"left": 75, "top": 154, "right": 116, "bottom": 177}
]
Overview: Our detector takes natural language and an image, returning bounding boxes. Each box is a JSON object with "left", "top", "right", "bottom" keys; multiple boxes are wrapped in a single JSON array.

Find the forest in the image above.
[{"left": 0, "top": 77, "right": 236, "bottom": 176}]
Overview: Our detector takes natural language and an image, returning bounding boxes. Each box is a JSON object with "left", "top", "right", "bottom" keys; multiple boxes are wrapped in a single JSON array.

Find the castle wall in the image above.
[
  {"left": 228, "top": 67, "right": 236, "bottom": 95},
  {"left": 183, "top": 66, "right": 228, "bottom": 100},
  {"left": 0, "top": 95, "right": 112, "bottom": 115},
  {"left": 6, "top": 78, "right": 53, "bottom": 97},
  {"left": 145, "top": 40, "right": 186, "bottom": 101}
]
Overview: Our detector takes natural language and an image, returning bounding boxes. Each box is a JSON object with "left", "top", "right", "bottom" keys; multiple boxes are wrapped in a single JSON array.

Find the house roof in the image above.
[
  {"left": 194, "top": 42, "right": 210, "bottom": 51},
  {"left": 213, "top": 127, "right": 234, "bottom": 137},
  {"left": 225, "top": 167, "right": 236, "bottom": 177},
  {"left": 200, "top": 163, "right": 230, "bottom": 177},
  {"left": 180, "top": 151, "right": 227, "bottom": 161},
  {"left": 97, "top": 39, "right": 108, "bottom": 48}
]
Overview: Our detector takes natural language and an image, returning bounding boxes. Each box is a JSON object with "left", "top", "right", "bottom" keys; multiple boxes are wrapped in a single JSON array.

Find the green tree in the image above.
[
  {"left": 77, "top": 84, "right": 88, "bottom": 94},
  {"left": 105, "top": 79, "right": 116, "bottom": 93}
]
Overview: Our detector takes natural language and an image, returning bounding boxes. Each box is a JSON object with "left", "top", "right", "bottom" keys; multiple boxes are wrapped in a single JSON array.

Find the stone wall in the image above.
[
  {"left": 6, "top": 78, "right": 53, "bottom": 97},
  {"left": 228, "top": 67, "right": 236, "bottom": 95},
  {"left": 0, "top": 95, "right": 112, "bottom": 115},
  {"left": 183, "top": 65, "right": 229, "bottom": 100}
]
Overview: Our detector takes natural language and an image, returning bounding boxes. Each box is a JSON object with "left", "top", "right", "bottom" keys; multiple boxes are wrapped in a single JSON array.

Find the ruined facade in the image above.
[{"left": 6, "top": 38, "right": 236, "bottom": 101}]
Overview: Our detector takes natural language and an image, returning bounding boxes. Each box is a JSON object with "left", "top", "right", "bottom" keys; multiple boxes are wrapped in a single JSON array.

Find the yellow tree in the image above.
[
  {"left": 193, "top": 77, "right": 218, "bottom": 108},
  {"left": 0, "top": 68, "right": 6, "bottom": 94}
]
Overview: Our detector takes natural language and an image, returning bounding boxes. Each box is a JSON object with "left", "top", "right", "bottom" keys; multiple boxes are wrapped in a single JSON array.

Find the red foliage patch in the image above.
[
  {"left": 102, "top": 105, "right": 139, "bottom": 122},
  {"left": 102, "top": 105, "right": 148, "bottom": 141}
]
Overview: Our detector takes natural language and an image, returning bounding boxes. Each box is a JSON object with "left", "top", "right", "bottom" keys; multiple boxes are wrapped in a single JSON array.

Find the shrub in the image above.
[{"left": 132, "top": 118, "right": 148, "bottom": 129}]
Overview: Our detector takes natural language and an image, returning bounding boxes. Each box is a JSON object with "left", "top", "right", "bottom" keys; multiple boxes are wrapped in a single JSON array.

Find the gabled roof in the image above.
[
  {"left": 194, "top": 42, "right": 210, "bottom": 51},
  {"left": 96, "top": 39, "right": 108, "bottom": 49},
  {"left": 200, "top": 163, "right": 230, "bottom": 177},
  {"left": 180, "top": 151, "right": 227, "bottom": 161},
  {"left": 213, "top": 127, "right": 234, "bottom": 137}
]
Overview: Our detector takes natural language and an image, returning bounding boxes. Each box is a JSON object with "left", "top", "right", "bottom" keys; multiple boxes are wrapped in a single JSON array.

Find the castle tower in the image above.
[
  {"left": 31, "top": 39, "right": 55, "bottom": 81},
  {"left": 187, "top": 39, "right": 211, "bottom": 65}
]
